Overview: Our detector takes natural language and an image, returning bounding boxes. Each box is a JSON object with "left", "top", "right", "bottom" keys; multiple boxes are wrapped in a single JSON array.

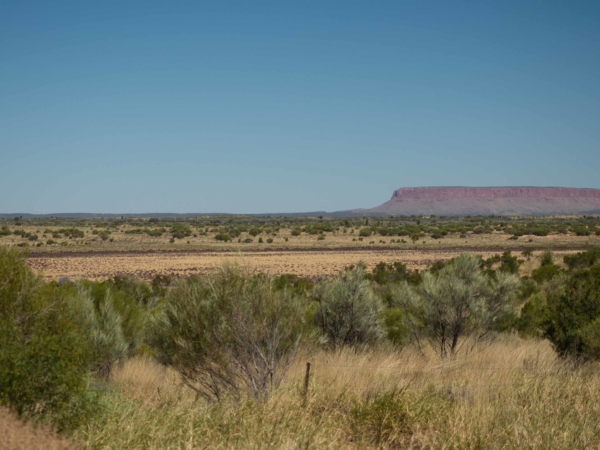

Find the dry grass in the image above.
[
  {"left": 76, "top": 338, "right": 600, "bottom": 449},
  {"left": 0, "top": 407, "right": 77, "bottom": 450}
]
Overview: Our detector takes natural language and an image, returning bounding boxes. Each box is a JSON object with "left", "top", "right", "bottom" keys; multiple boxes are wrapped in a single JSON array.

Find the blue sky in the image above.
[{"left": 1, "top": 1, "right": 599, "bottom": 213}]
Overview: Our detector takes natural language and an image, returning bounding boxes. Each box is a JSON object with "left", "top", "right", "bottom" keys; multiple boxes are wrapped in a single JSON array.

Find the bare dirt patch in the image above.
[{"left": 27, "top": 248, "right": 580, "bottom": 281}]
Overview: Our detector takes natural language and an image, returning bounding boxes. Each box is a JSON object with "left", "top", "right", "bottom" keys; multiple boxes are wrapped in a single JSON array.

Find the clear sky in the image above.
[{"left": 1, "top": 1, "right": 599, "bottom": 214}]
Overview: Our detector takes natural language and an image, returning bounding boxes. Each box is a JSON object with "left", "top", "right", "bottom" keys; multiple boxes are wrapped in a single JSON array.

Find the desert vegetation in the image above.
[
  {"left": 2, "top": 243, "right": 600, "bottom": 448},
  {"left": 0, "top": 214, "right": 598, "bottom": 254}
]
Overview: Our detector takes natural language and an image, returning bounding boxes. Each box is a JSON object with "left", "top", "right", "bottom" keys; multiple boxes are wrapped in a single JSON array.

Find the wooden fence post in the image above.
[{"left": 302, "top": 362, "right": 311, "bottom": 407}]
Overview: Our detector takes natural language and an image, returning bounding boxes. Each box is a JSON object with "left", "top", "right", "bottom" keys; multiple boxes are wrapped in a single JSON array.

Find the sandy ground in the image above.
[{"left": 27, "top": 249, "right": 580, "bottom": 281}]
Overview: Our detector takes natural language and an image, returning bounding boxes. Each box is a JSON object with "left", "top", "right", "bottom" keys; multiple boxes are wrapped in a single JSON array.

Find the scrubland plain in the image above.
[
  {"left": 0, "top": 215, "right": 597, "bottom": 281},
  {"left": 3, "top": 225, "right": 600, "bottom": 449}
]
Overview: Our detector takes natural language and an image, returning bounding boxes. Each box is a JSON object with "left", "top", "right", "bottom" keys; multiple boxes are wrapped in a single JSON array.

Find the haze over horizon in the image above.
[{"left": 2, "top": 1, "right": 599, "bottom": 214}]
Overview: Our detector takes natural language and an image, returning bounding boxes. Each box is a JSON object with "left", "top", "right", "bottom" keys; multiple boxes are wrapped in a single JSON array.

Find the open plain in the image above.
[{"left": 1, "top": 217, "right": 596, "bottom": 280}]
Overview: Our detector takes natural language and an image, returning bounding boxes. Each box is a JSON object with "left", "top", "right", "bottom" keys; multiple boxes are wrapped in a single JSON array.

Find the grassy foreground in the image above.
[{"left": 76, "top": 338, "right": 600, "bottom": 449}]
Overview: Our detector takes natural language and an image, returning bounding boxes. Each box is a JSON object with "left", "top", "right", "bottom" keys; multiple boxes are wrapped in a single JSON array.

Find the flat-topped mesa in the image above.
[
  {"left": 392, "top": 187, "right": 600, "bottom": 200},
  {"left": 368, "top": 186, "right": 600, "bottom": 216}
]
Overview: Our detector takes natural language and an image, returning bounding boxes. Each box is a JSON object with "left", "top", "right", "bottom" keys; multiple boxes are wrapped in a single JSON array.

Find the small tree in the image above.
[
  {"left": 396, "top": 253, "right": 519, "bottom": 358},
  {"left": 313, "top": 265, "right": 384, "bottom": 348}
]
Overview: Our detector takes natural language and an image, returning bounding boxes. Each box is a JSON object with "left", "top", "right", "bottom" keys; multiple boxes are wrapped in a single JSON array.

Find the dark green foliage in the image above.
[
  {"left": 543, "top": 269, "right": 600, "bottom": 360},
  {"left": 249, "top": 227, "right": 261, "bottom": 236},
  {"left": 540, "top": 250, "right": 554, "bottom": 267},
  {"left": 498, "top": 251, "right": 522, "bottom": 274},
  {"left": 215, "top": 233, "right": 232, "bottom": 242},
  {"left": 518, "top": 276, "right": 539, "bottom": 301},
  {"left": 481, "top": 251, "right": 522, "bottom": 275},
  {"left": 383, "top": 308, "right": 410, "bottom": 345},
  {"left": 531, "top": 264, "right": 561, "bottom": 283},
  {"left": 516, "top": 293, "right": 548, "bottom": 338},
  {"left": 92, "top": 229, "right": 111, "bottom": 240},
  {"left": 0, "top": 247, "right": 98, "bottom": 431},
  {"left": 359, "top": 228, "right": 372, "bottom": 237},
  {"left": 170, "top": 224, "right": 192, "bottom": 239},
  {"left": 0, "top": 226, "right": 10, "bottom": 237},
  {"left": 564, "top": 247, "right": 600, "bottom": 269},
  {"left": 367, "top": 261, "right": 422, "bottom": 285},
  {"left": 291, "top": 229, "right": 301, "bottom": 236}
]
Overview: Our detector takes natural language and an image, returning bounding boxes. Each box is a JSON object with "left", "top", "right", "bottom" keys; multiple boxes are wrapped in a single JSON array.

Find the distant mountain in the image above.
[
  {"left": 3, "top": 187, "right": 600, "bottom": 218},
  {"left": 362, "top": 187, "right": 600, "bottom": 216}
]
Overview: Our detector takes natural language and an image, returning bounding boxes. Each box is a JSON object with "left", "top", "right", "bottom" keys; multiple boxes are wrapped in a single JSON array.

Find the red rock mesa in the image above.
[{"left": 367, "top": 187, "right": 600, "bottom": 215}]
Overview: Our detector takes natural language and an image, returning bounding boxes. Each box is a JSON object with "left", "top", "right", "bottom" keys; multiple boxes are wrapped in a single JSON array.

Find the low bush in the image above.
[
  {"left": 396, "top": 254, "right": 520, "bottom": 357},
  {"left": 0, "top": 247, "right": 99, "bottom": 431},
  {"left": 149, "top": 265, "right": 309, "bottom": 401},
  {"left": 170, "top": 225, "right": 192, "bottom": 240},
  {"left": 359, "top": 228, "right": 372, "bottom": 237},
  {"left": 313, "top": 265, "right": 384, "bottom": 348},
  {"left": 543, "top": 269, "right": 600, "bottom": 360}
]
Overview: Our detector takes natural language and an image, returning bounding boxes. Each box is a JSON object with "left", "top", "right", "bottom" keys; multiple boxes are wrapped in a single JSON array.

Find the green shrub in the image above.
[
  {"left": 313, "top": 265, "right": 384, "bottom": 348},
  {"left": 0, "top": 247, "right": 98, "bottom": 431},
  {"left": 146, "top": 229, "right": 163, "bottom": 237},
  {"left": 516, "top": 292, "right": 548, "bottom": 338},
  {"left": 291, "top": 229, "right": 301, "bottom": 236},
  {"left": 543, "top": 270, "right": 600, "bottom": 360},
  {"left": 367, "top": 261, "right": 421, "bottom": 285},
  {"left": 540, "top": 250, "right": 554, "bottom": 267},
  {"left": 215, "top": 233, "right": 232, "bottom": 242},
  {"left": 382, "top": 308, "right": 410, "bottom": 346},
  {"left": 359, "top": 228, "right": 372, "bottom": 237},
  {"left": 0, "top": 226, "right": 10, "bottom": 237},
  {"left": 149, "top": 265, "right": 308, "bottom": 401},
  {"left": 397, "top": 254, "right": 520, "bottom": 357},
  {"left": 564, "top": 247, "right": 600, "bottom": 269},
  {"left": 249, "top": 228, "right": 261, "bottom": 237},
  {"left": 170, "top": 224, "right": 192, "bottom": 240},
  {"left": 92, "top": 229, "right": 111, "bottom": 241},
  {"left": 75, "top": 278, "right": 148, "bottom": 379},
  {"left": 531, "top": 264, "right": 561, "bottom": 283}
]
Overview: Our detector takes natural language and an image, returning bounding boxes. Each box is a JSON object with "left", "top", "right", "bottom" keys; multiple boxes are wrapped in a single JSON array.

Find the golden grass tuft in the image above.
[
  {"left": 0, "top": 407, "right": 77, "bottom": 450},
  {"left": 76, "top": 337, "right": 600, "bottom": 449}
]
